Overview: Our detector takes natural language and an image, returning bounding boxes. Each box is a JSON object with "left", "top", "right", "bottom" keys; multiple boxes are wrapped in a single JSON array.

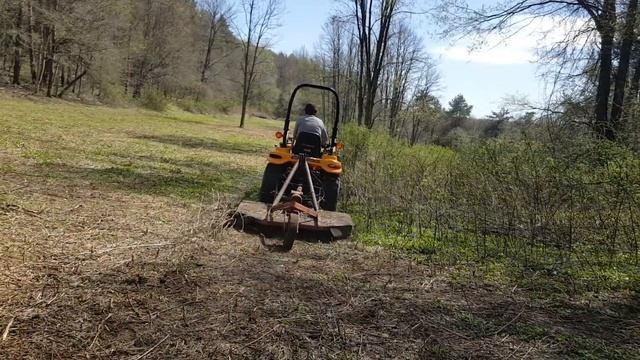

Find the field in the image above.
[{"left": 1, "top": 90, "right": 639, "bottom": 359}]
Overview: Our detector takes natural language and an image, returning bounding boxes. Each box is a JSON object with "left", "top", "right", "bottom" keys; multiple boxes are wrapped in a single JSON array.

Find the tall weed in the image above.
[{"left": 340, "top": 124, "right": 640, "bottom": 291}]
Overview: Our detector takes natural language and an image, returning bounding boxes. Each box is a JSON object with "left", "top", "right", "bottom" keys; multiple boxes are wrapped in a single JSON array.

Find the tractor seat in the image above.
[{"left": 293, "top": 132, "right": 322, "bottom": 158}]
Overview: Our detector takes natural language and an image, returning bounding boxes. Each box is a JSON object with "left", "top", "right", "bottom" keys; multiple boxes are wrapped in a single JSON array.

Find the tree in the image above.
[
  {"left": 236, "top": 0, "right": 282, "bottom": 128},
  {"left": 401, "top": 65, "right": 442, "bottom": 145},
  {"left": 484, "top": 107, "right": 512, "bottom": 138},
  {"left": 320, "top": 15, "right": 359, "bottom": 123},
  {"left": 11, "top": 0, "right": 23, "bottom": 85},
  {"left": 383, "top": 22, "right": 424, "bottom": 136},
  {"left": 200, "top": 0, "right": 234, "bottom": 83},
  {"left": 351, "top": 0, "right": 404, "bottom": 128},
  {"left": 405, "top": 89, "right": 443, "bottom": 145},
  {"left": 128, "top": 0, "right": 199, "bottom": 98},
  {"left": 487, "top": 107, "right": 513, "bottom": 122},
  {"left": 445, "top": 94, "right": 472, "bottom": 129},
  {"left": 609, "top": 0, "right": 638, "bottom": 134}
]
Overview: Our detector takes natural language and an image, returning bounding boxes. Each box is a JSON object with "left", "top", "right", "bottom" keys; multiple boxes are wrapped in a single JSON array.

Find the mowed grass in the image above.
[{"left": 0, "top": 93, "right": 282, "bottom": 201}]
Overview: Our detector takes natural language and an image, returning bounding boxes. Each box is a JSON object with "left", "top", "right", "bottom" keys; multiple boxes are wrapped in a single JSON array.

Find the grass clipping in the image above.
[{"left": 0, "top": 189, "right": 235, "bottom": 358}]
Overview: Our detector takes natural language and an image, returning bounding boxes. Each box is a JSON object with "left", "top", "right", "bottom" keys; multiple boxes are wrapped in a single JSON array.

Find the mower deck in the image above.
[{"left": 235, "top": 200, "right": 353, "bottom": 239}]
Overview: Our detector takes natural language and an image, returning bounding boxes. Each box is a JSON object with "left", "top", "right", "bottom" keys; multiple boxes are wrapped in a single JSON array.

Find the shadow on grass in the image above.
[
  {"left": 40, "top": 161, "right": 261, "bottom": 200},
  {"left": 134, "top": 133, "right": 271, "bottom": 155},
  {"left": 158, "top": 114, "right": 213, "bottom": 125},
  {"left": 447, "top": 290, "right": 640, "bottom": 359}
]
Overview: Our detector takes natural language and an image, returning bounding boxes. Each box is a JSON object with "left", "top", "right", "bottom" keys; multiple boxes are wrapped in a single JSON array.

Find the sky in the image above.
[{"left": 269, "top": 0, "right": 553, "bottom": 118}]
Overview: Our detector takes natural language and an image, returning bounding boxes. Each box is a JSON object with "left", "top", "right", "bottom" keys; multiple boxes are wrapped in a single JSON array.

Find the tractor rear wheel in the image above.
[
  {"left": 321, "top": 174, "right": 340, "bottom": 211},
  {"left": 259, "top": 164, "right": 286, "bottom": 204}
]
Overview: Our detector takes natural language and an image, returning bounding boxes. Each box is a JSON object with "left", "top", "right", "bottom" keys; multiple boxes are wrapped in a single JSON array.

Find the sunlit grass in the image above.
[{"left": 0, "top": 93, "right": 283, "bottom": 201}]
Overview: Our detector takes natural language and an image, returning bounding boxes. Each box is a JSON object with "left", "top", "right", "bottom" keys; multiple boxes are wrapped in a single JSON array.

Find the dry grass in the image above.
[
  {"left": 1, "top": 91, "right": 638, "bottom": 359},
  {"left": 0, "top": 177, "right": 536, "bottom": 359}
]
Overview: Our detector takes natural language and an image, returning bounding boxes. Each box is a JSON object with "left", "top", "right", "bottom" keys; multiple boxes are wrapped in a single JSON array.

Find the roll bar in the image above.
[{"left": 281, "top": 83, "right": 340, "bottom": 154}]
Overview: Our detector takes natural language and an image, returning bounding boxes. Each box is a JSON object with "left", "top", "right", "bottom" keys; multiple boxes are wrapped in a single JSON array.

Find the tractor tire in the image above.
[
  {"left": 321, "top": 174, "right": 340, "bottom": 211},
  {"left": 259, "top": 164, "right": 286, "bottom": 204}
]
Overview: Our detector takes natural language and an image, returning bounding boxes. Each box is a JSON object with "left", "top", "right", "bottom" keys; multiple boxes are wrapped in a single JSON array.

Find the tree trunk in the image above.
[
  {"left": 240, "top": 41, "right": 251, "bottom": 128},
  {"left": 43, "top": 57, "right": 53, "bottom": 96},
  {"left": 239, "top": 46, "right": 250, "bottom": 128},
  {"left": 629, "top": 47, "right": 640, "bottom": 102},
  {"left": 12, "top": 3, "right": 24, "bottom": 85},
  {"left": 27, "top": 0, "right": 36, "bottom": 83},
  {"left": 38, "top": 22, "right": 51, "bottom": 94},
  {"left": 47, "top": 60, "right": 58, "bottom": 97},
  {"left": 12, "top": 49, "right": 22, "bottom": 86},
  {"left": 364, "top": 89, "right": 375, "bottom": 128},
  {"left": 72, "top": 59, "right": 80, "bottom": 94},
  {"left": 610, "top": 0, "right": 637, "bottom": 133},
  {"left": 356, "top": 69, "right": 364, "bottom": 126},
  {"left": 132, "top": 60, "right": 147, "bottom": 98},
  {"left": 594, "top": 0, "right": 616, "bottom": 140},
  {"left": 77, "top": 69, "right": 83, "bottom": 95},
  {"left": 55, "top": 64, "right": 64, "bottom": 95},
  {"left": 201, "top": 15, "right": 217, "bottom": 83},
  {"left": 240, "top": 90, "right": 248, "bottom": 128},
  {"left": 355, "top": 0, "right": 366, "bottom": 126},
  {"left": 58, "top": 69, "right": 86, "bottom": 97}
]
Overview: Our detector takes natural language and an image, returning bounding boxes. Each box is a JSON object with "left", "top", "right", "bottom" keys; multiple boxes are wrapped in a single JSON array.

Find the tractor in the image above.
[{"left": 235, "top": 84, "right": 353, "bottom": 251}]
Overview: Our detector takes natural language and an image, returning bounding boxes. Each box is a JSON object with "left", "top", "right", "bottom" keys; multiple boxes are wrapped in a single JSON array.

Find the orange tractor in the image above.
[{"left": 235, "top": 84, "right": 353, "bottom": 251}]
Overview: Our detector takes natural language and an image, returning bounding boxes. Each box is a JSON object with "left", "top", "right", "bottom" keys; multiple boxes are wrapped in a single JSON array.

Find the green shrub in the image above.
[
  {"left": 139, "top": 90, "right": 169, "bottom": 111},
  {"left": 339, "top": 124, "right": 640, "bottom": 292},
  {"left": 176, "top": 98, "right": 235, "bottom": 114},
  {"left": 98, "top": 83, "right": 129, "bottom": 106},
  {"left": 340, "top": 123, "right": 456, "bottom": 250}
]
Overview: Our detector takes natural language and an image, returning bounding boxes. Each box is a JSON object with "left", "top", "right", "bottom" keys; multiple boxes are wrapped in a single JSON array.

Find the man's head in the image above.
[{"left": 304, "top": 103, "right": 317, "bottom": 116}]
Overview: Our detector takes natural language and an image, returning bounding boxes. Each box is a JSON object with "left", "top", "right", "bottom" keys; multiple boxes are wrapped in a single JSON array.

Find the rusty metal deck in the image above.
[{"left": 235, "top": 200, "right": 353, "bottom": 239}]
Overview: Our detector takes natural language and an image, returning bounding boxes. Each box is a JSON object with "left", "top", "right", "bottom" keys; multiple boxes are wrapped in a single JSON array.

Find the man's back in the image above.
[{"left": 294, "top": 115, "right": 329, "bottom": 145}]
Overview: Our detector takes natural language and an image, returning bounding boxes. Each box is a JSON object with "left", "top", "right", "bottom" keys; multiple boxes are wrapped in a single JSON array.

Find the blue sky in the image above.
[{"left": 269, "top": 0, "right": 548, "bottom": 117}]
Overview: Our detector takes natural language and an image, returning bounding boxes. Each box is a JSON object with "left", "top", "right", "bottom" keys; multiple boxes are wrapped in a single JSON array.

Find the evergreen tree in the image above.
[{"left": 445, "top": 94, "right": 472, "bottom": 128}]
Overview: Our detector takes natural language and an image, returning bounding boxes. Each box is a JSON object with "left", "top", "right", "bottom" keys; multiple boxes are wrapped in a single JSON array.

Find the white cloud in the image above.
[
  {"left": 433, "top": 44, "right": 534, "bottom": 65},
  {"left": 433, "top": 15, "right": 590, "bottom": 65}
]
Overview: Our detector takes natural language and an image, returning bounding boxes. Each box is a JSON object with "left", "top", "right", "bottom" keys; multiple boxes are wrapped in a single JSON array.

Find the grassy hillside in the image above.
[{"left": 0, "top": 92, "right": 281, "bottom": 201}]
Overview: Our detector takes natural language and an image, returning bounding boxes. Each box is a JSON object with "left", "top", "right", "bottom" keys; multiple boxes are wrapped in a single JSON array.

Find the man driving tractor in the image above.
[
  {"left": 293, "top": 103, "right": 329, "bottom": 152},
  {"left": 239, "top": 84, "right": 351, "bottom": 251}
]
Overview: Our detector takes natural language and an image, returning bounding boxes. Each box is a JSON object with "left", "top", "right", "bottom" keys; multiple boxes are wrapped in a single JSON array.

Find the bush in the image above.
[
  {"left": 139, "top": 90, "right": 169, "bottom": 111},
  {"left": 339, "top": 124, "right": 640, "bottom": 292},
  {"left": 176, "top": 98, "right": 235, "bottom": 114},
  {"left": 98, "top": 84, "right": 129, "bottom": 106},
  {"left": 340, "top": 123, "right": 456, "bottom": 248}
]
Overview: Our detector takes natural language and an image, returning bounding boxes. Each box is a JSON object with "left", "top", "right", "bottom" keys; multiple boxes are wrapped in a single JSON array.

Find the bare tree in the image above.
[
  {"left": 403, "top": 63, "right": 442, "bottom": 145},
  {"left": 26, "top": 0, "right": 36, "bottom": 84},
  {"left": 610, "top": 0, "right": 638, "bottom": 132},
  {"left": 383, "top": 22, "right": 423, "bottom": 136},
  {"left": 200, "top": 0, "right": 234, "bottom": 83},
  {"left": 236, "top": 0, "right": 282, "bottom": 128},
  {"left": 352, "top": 0, "right": 404, "bottom": 128},
  {"left": 11, "top": 0, "right": 23, "bottom": 85},
  {"left": 320, "top": 15, "right": 361, "bottom": 123},
  {"left": 322, "top": 16, "right": 345, "bottom": 107}
]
